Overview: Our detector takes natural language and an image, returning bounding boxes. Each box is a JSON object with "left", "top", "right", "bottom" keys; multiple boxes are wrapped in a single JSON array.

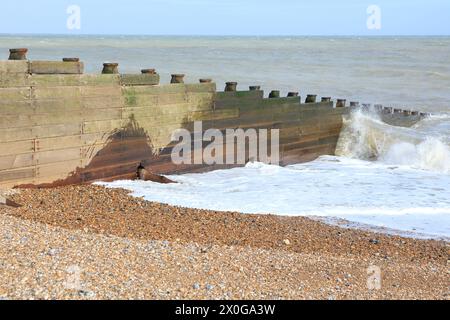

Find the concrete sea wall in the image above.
[{"left": 0, "top": 50, "right": 424, "bottom": 188}]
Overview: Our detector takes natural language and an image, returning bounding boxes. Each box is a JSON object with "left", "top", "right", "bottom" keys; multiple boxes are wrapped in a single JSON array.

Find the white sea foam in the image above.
[
  {"left": 99, "top": 155, "right": 450, "bottom": 240},
  {"left": 382, "top": 138, "right": 450, "bottom": 173}
]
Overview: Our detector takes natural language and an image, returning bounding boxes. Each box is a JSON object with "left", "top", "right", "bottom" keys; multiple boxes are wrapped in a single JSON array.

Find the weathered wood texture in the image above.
[
  {"left": 0, "top": 60, "right": 352, "bottom": 188},
  {"left": 30, "top": 61, "right": 84, "bottom": 75},
  {"left": 120, "top": 74, "right": 160, "bottom": 86}
]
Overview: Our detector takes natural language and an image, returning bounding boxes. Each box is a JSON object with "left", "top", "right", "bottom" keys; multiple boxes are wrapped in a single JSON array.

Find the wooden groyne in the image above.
[{"left": 0, "top": 49, "right": 425, "bottom": 188}]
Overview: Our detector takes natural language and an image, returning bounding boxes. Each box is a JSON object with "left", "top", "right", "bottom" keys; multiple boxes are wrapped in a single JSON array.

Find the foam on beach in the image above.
[{"left": 100, "top": 155, "right": 450, "bottom": 240}]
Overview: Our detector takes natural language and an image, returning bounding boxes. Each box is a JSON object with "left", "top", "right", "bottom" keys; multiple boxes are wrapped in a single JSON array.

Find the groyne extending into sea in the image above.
[{"left": 0, "top": 48, "right": 425, "bottom": 188}]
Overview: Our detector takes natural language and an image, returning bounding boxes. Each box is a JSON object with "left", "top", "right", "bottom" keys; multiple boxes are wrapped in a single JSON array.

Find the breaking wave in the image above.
[{"left": 336, "top": 110, "right": 450, "bottom": 173}]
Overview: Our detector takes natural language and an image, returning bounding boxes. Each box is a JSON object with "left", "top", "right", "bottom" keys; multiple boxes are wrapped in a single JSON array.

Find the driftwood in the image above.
[{"left": 137, "top": 165, "right": 176, "bottom": 184}]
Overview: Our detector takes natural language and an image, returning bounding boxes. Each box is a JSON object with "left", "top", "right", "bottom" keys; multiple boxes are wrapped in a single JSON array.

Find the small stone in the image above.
[
  {"left": 369, "top": 239, "right": 380, "bottom": 245},
  {"left": 283, "top": 239, "right": 291, "bottom": 246},
  {"left": 78, "top": 290, "right": 96, "bottom": 298},
  {"left": 193, "top": 283, "right": 200, "bottom": 290},
  {"left": 47, "top": 248, "right": 59, "bottom": 256},
  {"left": 206, "top": 284, "right": 214, "bottom": 291}
]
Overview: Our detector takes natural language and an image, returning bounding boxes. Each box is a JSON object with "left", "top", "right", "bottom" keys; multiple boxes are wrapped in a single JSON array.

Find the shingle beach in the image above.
[{"left": 0, "top": 185, "right": 448, "bottom": 300}]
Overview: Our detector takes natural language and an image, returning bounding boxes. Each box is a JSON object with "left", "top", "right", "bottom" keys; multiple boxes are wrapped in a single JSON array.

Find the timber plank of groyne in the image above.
[
  {"left": 124, "top": 89, "right": 183, "bottom": 103},
  {"left": 30, "top": 74, "right": 120, "bottom": 87},
  {"left": 0, "top": 87, "right": 32, "bottom": 101},
  {"left": 0, "top": 73, "right": 121, "bottom": 88},
  {"left": 120, "top": 74, "right": 160, "bottom": 86},
  {"left": 187, "top": 92, "right": 215, "bottom": 107},
  {"left": 0, "top": 107, "right": 123, "bottom": 129},
  {"left": 75, "top": 147, "right": 151, "bottom": 169},
  {"left": 123, "top": 109, "right": 239, "bottom": 129},
  {"left": 0, "top": 140, "right": 34, "bottom": 157},
  {"left": 82, "top": 119, "right": 124, "bottom": 135},
  {"left": 301, "top": 102, "right": 334, "bottom": 109},
  {"left": 185, "top": 83, "right": 216, "bottom": 93},
  {"left": 218, "top": 90, "right": 265, "bottom": 98},
  {"left": 124, "top": 93, "right": 183, "bottom": 107},
  {"left": 81, "top": 85, "right": 123, "bottom": 97},
  {"left": 35, "top": 133, "right": 103, "bottom": 152},
  {"left": 0, "top": 136, "right": 141, "bottom": 172},
  {"left": 32, "top": 86, "right": 82, "bottom": 100},
  {"left": 243, "top": 110, "right": 300, "bottom": 124},
  {"left": 0, "top": 61, "right": 29, "bottom": 74},
  {"left": 29, "top": 61, "right": 84, "bottom": 75},
  {"left": 0, "top": 153, "right": 34, "bottom": 171},
  {"left": 32, "top": 85, "right": 121, "bottom": 100},
  {"left": 215, "top": 93, "right": 265, "bottom": 110},
  {"left": 0, "top": 123, "right": 82, "bottom": 143},
  {"left": 0, "top": 166, "right": 35, "bottom": 186},
  {"left": 83, "top": 96, "right": 124, "bottom": 109},
  {"left": 35, "top": 159, "right": 83, "bottom": 180},
  {"left": 0, "top": 73, "right": 31, "bottom": 87},
  {"left": 138, "top": 93, "right": 214, "bottom": 110},
  {"left": 129, "top": 83, "right": 187, "bottom": 95},
  {"left": 188, "top": 109, "right": 239, "bottom": 122},
  {"left": 0, "top": 100, "right": 34, "bottom": 117},
  {"left": 17, "top": 136, "right": 83, "bottom": 156},
  {"left": 34, "top": 147, "right": 82, "bottom": 167},
  {"left": 158, "top": 94, "right": 189, "bottom": 106},
  {"left": 126, "top": 103, "right": 188, "bottom": 116},
  {"left": 282, "top": 136, "right": 339, "bottom": 153}
]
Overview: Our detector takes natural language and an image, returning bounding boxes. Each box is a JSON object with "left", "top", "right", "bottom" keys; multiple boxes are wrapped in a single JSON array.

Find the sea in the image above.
[{"left": 1, "top": 35, "right": 449, "bottom": 239}]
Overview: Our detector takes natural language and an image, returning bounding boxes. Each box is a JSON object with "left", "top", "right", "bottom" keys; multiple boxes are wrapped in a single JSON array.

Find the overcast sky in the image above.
[{"left": 0, "top": 0, "right": 449, "bottom": 35}]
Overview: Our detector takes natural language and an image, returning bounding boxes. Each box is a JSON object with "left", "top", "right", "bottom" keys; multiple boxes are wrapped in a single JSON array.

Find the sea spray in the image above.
[
  {"left": 382, "top": 138, "right": 450, "bottom": 173},
  {"left": 336, "top": 109, "right": 386, "bottom": 160},
  {"left": 336, "top": 109, "right": 450, "bottom": 173}
]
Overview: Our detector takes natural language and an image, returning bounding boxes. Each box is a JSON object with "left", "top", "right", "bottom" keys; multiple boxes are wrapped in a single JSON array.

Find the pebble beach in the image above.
[{"left": 0, "top": 185, "right": 448, "bottom": 300}]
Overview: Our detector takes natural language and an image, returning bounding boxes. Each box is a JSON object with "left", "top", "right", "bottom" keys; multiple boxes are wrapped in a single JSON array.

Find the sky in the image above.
[{"left": 0, "top": 0, "right": 449, "bottom": 36}]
